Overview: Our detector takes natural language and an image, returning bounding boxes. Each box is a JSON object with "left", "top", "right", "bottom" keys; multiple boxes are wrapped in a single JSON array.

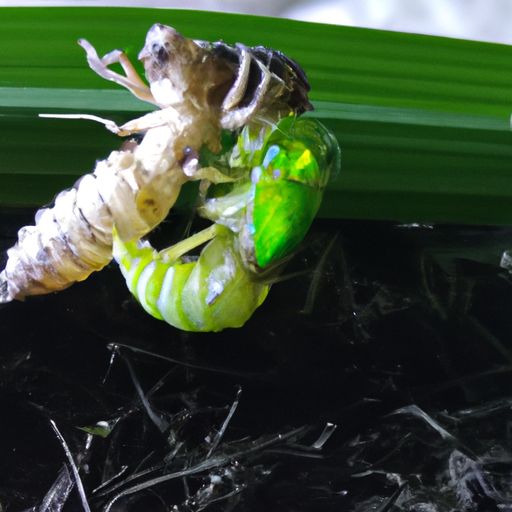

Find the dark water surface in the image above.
[{"left": 1, "top": 211, "right": 512, "bottom": 511}]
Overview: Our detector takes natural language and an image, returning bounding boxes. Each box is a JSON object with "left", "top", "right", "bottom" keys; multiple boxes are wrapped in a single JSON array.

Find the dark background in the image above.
[{"left": 1, "top": 212, "right": 512, "bottom": 511}]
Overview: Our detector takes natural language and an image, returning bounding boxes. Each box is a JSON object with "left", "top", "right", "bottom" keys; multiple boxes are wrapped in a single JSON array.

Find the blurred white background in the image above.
[{"left": 2, "top": 0, "right": 512, "bottom": 45}]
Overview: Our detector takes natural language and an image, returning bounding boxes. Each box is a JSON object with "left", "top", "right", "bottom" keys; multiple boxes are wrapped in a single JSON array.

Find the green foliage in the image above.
[{"left": 1, "top": 7, "right": 512, "bottom": 223}]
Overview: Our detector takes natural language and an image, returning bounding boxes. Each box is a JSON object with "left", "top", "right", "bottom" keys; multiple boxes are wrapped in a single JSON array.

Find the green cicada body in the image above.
[
  {"left": 114, "top": 116, "right": 340, "bottom": 332},
  {"left": 114, "top": 225, "right": 269, "bottom": 332},
  {"left": 202, "top": 116, "right": 340, "bottom": 271}
]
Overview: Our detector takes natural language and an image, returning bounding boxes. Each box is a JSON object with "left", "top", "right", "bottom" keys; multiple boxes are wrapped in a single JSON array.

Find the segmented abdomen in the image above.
[
  {"left": 0, "top": 125, "right": 187, "bottom": 303},
  {"left": 114, "top": 228, "right": 269, "bottom": 332}
]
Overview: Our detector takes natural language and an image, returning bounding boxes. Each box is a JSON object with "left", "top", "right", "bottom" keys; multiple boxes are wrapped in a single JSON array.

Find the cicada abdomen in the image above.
[
  {"left": 114, "top": 117, "right": 341, "bottom": 332},
  {"left": 0, "top": 24, "right": 313, "bottom": 303},
  {"left": 114, "top": 225, "right": 269, "bottom": 332}
]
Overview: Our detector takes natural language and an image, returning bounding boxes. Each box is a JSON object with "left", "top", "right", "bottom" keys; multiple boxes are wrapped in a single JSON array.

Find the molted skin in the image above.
[{"left": 0, "top": 24, "right": 313, "bottom": 303}]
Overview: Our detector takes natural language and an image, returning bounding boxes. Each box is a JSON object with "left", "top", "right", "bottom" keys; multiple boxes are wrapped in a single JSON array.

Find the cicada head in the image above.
[
  {"left": 239, "top": 116, "right": 341, "bottom": 271},
  {"left": 138, "top": 24, "right": 233, "bottom": 110},
  {"left": 138, "top": 24, "right": 193, "bottom": 81}
]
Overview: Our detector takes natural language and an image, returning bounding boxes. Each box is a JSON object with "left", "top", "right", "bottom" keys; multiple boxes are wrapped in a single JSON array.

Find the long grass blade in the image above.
[{"left": 1, "top": 7, "right": 512, "bottom": 223}]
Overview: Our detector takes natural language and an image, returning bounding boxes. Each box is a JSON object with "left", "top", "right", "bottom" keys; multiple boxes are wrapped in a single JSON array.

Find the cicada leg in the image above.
[
  {"left": 38, "top": 108, "right": 180, "bottom": 138},
  {"left": 220, "top": 57, "right": 273, "bottom": 131},
  {"left": 221, "top": 46, "right": 252, "bottom": 111},
  {"left": 78, "top": 39, "right": 157, "bottom": 106},
  {"left": 157, "top": 224, "right": 220, "bottom": 263}
]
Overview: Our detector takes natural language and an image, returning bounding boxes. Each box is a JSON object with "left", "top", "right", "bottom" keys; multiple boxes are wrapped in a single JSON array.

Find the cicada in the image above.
[
  {"left": 0, "top": 24, "right": 312, "bottom": 303},
  {"left": 113, "top": 116, "right": 341, "bottom": 332}
]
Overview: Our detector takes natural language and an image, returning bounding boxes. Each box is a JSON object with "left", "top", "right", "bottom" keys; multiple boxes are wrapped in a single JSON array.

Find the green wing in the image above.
[{"left": 248, "top": 117, "right": 341, "bottom": 269}]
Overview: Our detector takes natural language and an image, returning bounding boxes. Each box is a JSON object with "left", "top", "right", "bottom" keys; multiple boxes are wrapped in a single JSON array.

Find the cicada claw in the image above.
[{"left": 78, "top": 38, "right": 157, "bottom": 105}]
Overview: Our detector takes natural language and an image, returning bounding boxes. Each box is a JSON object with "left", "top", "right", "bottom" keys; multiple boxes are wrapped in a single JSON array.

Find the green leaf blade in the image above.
[{"left": 2, "top": 7, "right": 512, "bottom": 224}]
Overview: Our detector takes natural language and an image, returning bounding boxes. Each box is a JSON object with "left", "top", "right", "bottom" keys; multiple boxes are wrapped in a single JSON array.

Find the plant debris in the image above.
[{"left": 1, "top": 214, "right": 512, "bottom": 511}]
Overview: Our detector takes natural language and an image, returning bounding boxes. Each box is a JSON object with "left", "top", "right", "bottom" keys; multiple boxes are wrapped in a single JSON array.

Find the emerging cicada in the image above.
[
  {"left": 0, "top": 24, "right": 312, "bottom": 303},
  {"left": 114, "top": 116, "right": 340, "bottom": 332}
]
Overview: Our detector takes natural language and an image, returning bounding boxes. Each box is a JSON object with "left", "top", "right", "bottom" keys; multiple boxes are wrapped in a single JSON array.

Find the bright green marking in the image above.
[
  {"left": 248, "top": 117, "right": 341, "bottom": 270},
  {"left": 142, "top": 260, "right": 168, "bottom": 320},
  {"left": 145, "top": 260, "right": 167, "bottom": 306},
  {"left": 263, "top": 142, "right": 321, "bottom": 188},
  {"left": 181, "top": 235, "right": 232, "bottom": 331},
  {"left": 265, "top": 116, "right": 341, "bottom": 188},
  {"left": 127, "top": 255, "right": 152, "bottom": 300},
  {"left": 119, "top": 253, "right": 133, "bottom": 273},
  {"left": 158, "top": 263, "right": 197, "bottom": 332},
  {"left": 113, "top": 233, "right": 155, "bottom": 300},
  {"left": 115, "top": 237, "right": 145, "bottom": 274},
  {"left": 113, "top": 232, "right": 164, "bottom": 320},
  {"left": 180, "top": 233, "right": 269, "bottom": 332},
  {"left": 252, "top": 180, "right": 321, "bottom": 268}
]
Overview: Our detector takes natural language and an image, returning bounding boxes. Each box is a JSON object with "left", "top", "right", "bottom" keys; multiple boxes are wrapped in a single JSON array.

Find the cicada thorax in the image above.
[{"left": 201, "top": 116, "right": 341, "bottom": 273}]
